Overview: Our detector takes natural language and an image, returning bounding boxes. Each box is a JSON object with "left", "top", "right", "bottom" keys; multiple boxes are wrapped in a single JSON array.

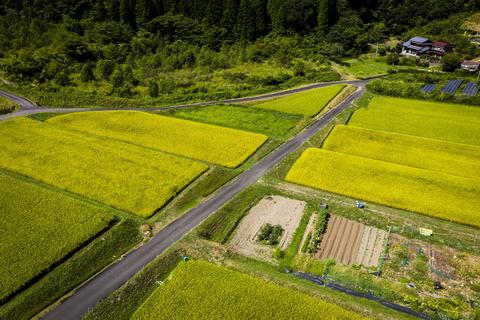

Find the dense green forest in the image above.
[{"left": 0, "top": 0, "right": 478, "bottom": 107}]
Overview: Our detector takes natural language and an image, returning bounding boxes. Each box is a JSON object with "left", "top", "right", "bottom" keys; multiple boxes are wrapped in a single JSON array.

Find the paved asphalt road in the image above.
[
  {"left": 0, "top": 79, "right": 367, "bottom": 121},
  {"left": 1, "top": 81, "right": 366, "bottom": 319},
  {"left": 0, "top": 90, "right": 37, "bottom": 110}
]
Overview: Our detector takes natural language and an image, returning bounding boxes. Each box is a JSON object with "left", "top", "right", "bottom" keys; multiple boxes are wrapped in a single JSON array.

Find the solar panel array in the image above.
[
  {"left": 462, "top": 82, "right": 479, "bottom": 96},
  {"left": 421, "top": 84, "right": 437, "bottom": 93},
  {"left": 441, "top": 79, "right": 463, "bottom": 94}
]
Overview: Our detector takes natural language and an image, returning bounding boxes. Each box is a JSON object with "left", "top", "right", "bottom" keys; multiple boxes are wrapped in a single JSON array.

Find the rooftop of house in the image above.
[
  {"left": 432, "top": 41, "right": 450, "bottom": 48},
  {"left": 403, "top": 40, "right": 430, "bottom": 53},
  {"left": 461, "top": 60, "right": 480, "bottom": 66},
  {"left": 410, "top": 36, "right": 431, "bottom": 44}
]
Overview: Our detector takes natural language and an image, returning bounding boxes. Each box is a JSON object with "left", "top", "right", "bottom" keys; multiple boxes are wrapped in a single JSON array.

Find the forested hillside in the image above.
[{"left": 0, "top": 0, "right": 478, "bottom": 107}]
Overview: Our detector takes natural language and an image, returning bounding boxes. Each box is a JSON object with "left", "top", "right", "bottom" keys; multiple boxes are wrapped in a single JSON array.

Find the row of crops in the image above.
[
  {"left": 131, "top": 260, "right": 365, "bottom": 320},
  {"left": 287, "top": 97, "right": 480, "bottom": 228}
]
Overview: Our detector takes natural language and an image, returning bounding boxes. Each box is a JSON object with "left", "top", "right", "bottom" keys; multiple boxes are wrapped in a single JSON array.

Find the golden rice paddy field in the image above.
[
  {"left": 287, "top": 97, "right": 480, "bottom": 228},
  {"left": 48, "top": 111, "right": 267, "bottom": 168},
  {"left": 131, "top": 260, "right": 365, "bottom": 320},
  {"left": 0, "top": 118, "right": 207, "bottom": 217},
  {"left": 251, "top": 84, "right": 345, "bottom": 117},
  {"left": 286, "top": 148, "right": 480, "bottom": 227},
  {"left": 0, "top": 172, "right": 112, "bottom": 301},
  {"left": 349, "top": 97, "right": 480, "bottom": 146},
  {"left": 323, "top": 125, "right": 480, "bottom": 179}
]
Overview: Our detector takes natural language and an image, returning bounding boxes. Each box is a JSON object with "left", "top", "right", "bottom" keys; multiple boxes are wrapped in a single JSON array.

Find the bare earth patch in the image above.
[
  {"left": 230, "top": 196, "right": 306, "bottom": 260},
  {"left": 317, "top": 215, "right": 388, "bottom": 267}
]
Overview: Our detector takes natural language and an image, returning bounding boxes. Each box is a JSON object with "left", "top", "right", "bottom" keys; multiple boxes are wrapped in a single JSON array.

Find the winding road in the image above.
[
  {"left": 1, "top": 80, "right": 367, "bottom": 319},
  {"left": 0, "top": 80, "right": 367, "bottom": 121}
]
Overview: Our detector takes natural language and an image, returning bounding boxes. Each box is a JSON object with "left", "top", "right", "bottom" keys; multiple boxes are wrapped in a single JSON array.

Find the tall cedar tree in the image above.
[{"left": 317, "top": 0, "right": 329, "bottom": 36}]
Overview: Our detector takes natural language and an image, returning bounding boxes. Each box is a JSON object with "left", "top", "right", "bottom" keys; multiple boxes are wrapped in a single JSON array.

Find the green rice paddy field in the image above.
[
  {"left": 287, "top": 97, "right": 480, "bottom": 228},
  {"left": 167, "top": 104, "right": 302, "bottom": 138},
  {"left": 0, "top": 172, "right": 112, "bottom": 301},
  {"left": 48, "top": 111, "right": 267, "bottom": 168},
  {"left": 0, "top": 118, "right": 207, "bottom": 217},
  {"left": 131, "top": 260, "right": 365, "bottom": 320},
  {"left": 251, "top": 85, "right": 345, "bottom": 117}
]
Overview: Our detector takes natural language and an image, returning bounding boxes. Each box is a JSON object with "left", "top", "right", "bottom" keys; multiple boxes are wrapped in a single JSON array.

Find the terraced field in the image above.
[
  {"left": 48, "top": 111, "right": 267, "bottom": 168},
  {"left": 323, "top": 125, "right": 480, "bottom": 179},
  {"left": 0, "top": 172, "right": 112, "bottom": 301},
  {"left": 252, "top": 85, "right": 345, "bottom": 117},
  {"left": 286, "top": 148, "right": 480, "bottom": 228},
  {"left": 131, "top": 260, "right": 365, "bottom": 320},
  {"left": 0, "top": 118, "right": 207, "bottom": 217}
]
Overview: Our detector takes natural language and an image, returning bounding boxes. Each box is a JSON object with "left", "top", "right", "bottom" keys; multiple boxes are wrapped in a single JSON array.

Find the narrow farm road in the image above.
[
  {"left": 0, "top": 79, "right": 368, "bottom": 121},
  {"left": 0, "top": 90, "right": 36, "bottom": 110},
  {"left": 38, "top": 82, "right": 366, "bottom": 320}
]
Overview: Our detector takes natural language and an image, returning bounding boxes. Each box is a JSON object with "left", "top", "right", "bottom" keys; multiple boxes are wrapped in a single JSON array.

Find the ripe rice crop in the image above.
[
  {"left": 286, "top": 149, "right": 480, "bottom": 228},
  {"left": 349, "top": 99, "right": 480, "bottom": 146},
  {"left": 252, "top": 85, "right": 346, "bottom": 117},
  {"left": 48, "top": 111, "right": 267, "bottom": 168},
  {"left": 0, "top": 118, "right": 207, "bottom": 217},
  {"left": 368, "top": 97, "right": 480, "bottom": 125},
  {"left": 131, "top": 260, "right": 365, "bottom": 320},
  {"left": 0, "top": 173, "right": 112, "bottom": 301},
  {"left": 323, "top": 125, "right": 480, "bottom": 179}
]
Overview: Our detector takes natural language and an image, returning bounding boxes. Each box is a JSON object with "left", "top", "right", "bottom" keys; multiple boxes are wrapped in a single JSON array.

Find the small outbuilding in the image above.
[{"left": 461, "top": 60, "right": 480, "bottom": 72}]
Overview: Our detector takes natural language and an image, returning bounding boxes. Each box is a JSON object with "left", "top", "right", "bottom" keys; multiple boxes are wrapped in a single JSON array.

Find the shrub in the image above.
[{"left": 257, "top": 224, "right": 284, "bottom": 245}]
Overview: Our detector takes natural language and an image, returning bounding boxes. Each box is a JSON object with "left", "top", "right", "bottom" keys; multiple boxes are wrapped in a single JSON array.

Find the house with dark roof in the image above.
[
  {"left": 401, "top": 37, "right": 432, "bottom": 57},
  {"left": 429, "top": 42, "right": 453, "bottom": 57}
]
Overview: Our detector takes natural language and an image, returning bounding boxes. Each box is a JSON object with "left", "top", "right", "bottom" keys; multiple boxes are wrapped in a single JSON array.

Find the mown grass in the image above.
[
  {"left": 323, "top": 125, "right": 480, "bottom": 179},
  {"left": 166, "top": 104, "right": 302, "bottom": 138},
  {"left": 0, "top": 172, "right": 112, "bottom": 302},
  {"left": 337, "top": 59, "right": 392, "bottom": 79},
  {"left": 336, "top": 59, "right": 429, "bottom": 79},
  {"left": 48, "top": 111, "right": 267, "bottom": 168},
  {"left": 0, "top": 118, "right": 207, "bottom": 217},
  {"left": 131, "top": 260, "right": 366, "bottom": 320},
  {"left": 349, "top": 97, "right": 480, "bottom": 146},
  {"left": 286, "top": 148, "right": 480, "bottom": 228},
  {"left": 251, "top": 85, "right": 346, "bottom": 117}
]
